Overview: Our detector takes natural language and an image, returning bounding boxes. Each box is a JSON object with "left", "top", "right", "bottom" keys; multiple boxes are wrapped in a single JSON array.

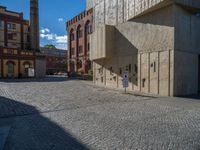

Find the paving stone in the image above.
[{"left": 0, "top": 78, "right": 200, "bottom": 150}]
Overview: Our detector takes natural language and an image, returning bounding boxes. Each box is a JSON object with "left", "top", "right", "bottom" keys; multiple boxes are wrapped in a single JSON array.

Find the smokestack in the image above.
[{"left": 30, "top": 0, "right": 39, "bottom": 51}]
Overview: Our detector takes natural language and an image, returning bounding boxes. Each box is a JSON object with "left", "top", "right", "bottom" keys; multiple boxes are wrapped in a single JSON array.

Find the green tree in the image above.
[{"left": 44, "top": 44, "right": 56, "bottom": 49}]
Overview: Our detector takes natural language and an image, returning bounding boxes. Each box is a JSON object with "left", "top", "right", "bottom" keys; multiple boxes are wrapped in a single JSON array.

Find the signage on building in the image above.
[
  {"left": 123, "top": 71, "right": 129, "bottom": 90},
  {"left": 28, "top": 68, "right": 35, "bottom": 77}
]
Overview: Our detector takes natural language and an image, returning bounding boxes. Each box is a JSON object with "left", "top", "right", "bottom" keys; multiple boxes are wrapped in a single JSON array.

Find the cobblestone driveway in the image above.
[{"left": 0, "top": 77, "right": 200, "bottom": 150}]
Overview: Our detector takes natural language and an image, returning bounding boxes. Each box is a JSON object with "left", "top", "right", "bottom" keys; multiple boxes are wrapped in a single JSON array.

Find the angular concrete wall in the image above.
[
  {"left": 174, "top": 51, "right": 198, "bottom": 96},
  {"left": 93, "top": 6, "right": 175, "bottom": 96},
  {"left": 94, "top": 0, "right": 173, "bottom": 27},
  {"left": 173, "top": 5, "right": 200, "bottom": 96}
]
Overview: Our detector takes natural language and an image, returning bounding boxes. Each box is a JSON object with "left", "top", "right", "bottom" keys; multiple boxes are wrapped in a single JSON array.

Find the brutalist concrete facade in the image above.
[{"left": 90, "top": 0, "right": 200, "bottom": 96}]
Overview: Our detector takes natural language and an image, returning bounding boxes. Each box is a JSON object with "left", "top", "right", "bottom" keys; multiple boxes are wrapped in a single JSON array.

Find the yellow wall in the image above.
[
  {"left": 20, "top": 60, "right": 34, "bottom": 77},
  {"left": 1, "top": 59, "right": 34, "bottom": 78},
  {"left": 3, "top": 59, "right": 19, "bottom": 78}
]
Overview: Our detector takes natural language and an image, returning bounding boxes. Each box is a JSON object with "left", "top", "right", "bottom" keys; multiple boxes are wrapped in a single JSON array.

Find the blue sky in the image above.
[{"left": 0, "top": 0, "right": 86, "bottom": 50}]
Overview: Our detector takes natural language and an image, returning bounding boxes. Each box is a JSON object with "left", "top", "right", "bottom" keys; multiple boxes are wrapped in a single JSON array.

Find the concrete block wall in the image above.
[
  {"left": 94, "top": 0, "right": 169, "bottom": 27},
  {"left": 94, "top": 50, "right": 174, "bottom": 96}
]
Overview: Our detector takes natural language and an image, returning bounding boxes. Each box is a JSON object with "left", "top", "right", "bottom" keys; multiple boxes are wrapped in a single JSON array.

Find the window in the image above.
[
  {"left": 71, "top": 48, "right": 75, "bottom": 55},
  {"left": 12, "top": 24, "right": 16, "bottom": 29},
  {"left": 8, "top": 33, "right": 17, "bottom": 40},
  {"left": 0, "top": 20, "right": 4, "bottom": 29},
  {"left": 7, "top": 23, "right": 11, "bottom": 29},
  {"left": 77, "top": 30, "right": 82, "bottom": 38},
  {"left": 89, "top": 25, "right": 92, "bottom": 33},
  {"left": 78, "top": 46, "right": 83, "bottom": 53},
  {"left": 7, "top": 23, "right": 16, "bottom": 30},
  {"left": 86, "top": 25, "right": 92, "bottom": 34},
  {"left": 7, "top": 62, "right": 14, "bottom": 77},
  {"left": 24, "top": 64, "right": 30, "bottom": 69},
  {"left": 70, "top": 33, "right": 74, "bottom": 41},
  {"left": 87, "top": 43, "right": 90, "bottom": 52}
]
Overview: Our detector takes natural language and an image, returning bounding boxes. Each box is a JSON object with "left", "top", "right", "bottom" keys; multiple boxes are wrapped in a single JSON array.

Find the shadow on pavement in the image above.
[
  {"left": 0, "top": 96, "right": 89, "bottom": 150},
  {"left": 178, "top": 94, "right": 200, "bottom": 100}
]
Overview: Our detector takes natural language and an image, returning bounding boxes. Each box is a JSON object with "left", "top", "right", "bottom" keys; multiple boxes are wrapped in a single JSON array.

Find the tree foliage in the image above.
[{"left": 44, "top": 44, "right": 56, "bottom": 49}]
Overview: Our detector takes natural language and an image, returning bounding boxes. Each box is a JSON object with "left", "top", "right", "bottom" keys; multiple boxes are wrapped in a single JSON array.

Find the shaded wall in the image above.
[{"left": 173, "top": 5, "right": 200, "bottom": 96}]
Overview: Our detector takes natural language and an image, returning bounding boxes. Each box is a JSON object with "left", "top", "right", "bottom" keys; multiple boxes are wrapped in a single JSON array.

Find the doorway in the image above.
[{"left": 7, "top": 62, "right": 14, "bottom": 78}]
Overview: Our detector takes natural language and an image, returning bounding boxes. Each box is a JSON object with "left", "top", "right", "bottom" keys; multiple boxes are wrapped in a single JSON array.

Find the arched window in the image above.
[
  {"left": 77, "top": 60, "right": 82, "bottom": 69},
  {"left": 70, "top": 29, "right": 74, "bottom": 41},
  {"left": 85, "top": 20, "right": 91, "bottom": 35},
  {"left": 23, "top": 62, "right": 31, "bottom": 69},
  {"left": 77, "top": 25, "right": 82, "bottom": 39},
  {"left": 7, "top": 61, "right": 15, "bottom": 77}
]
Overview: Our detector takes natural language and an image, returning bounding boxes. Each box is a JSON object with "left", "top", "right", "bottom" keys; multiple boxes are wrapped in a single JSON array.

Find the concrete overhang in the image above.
[{"left": 90, "top": 25, "right": 115, "bottom": 61}]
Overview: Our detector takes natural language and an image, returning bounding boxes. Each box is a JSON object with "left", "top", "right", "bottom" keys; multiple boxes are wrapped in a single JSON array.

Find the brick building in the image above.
[
  {"left": 40, "top": 47, "right": 67, "bottom": 75},
  {"left": 66, "top": 8, "right": 93, "bottom": 74},
  {"left": 0, "top": 0, "right": 45, "bottom": 79},
  {"left": 0, "top": 6, "right": 35, "bottom": 78}
]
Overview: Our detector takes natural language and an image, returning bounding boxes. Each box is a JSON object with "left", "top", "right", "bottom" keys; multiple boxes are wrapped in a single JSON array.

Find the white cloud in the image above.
[
  {"left": 40, "top": 28, "right": 50, "bottom": 34},
  {"left": 55, "top": 35, "right": 68, "bottom": 44},
  {"left": 40, "top": 33, "right": 55, "bottom": 40},
  {"left": 58, "top": 18, "right": 64, "bottom": 22},
  {"left": 40, "top": 28, "right": 68, "bottom": 50},
  {"left": 55, "top": 43, "right": 68, "bottom": 50}
]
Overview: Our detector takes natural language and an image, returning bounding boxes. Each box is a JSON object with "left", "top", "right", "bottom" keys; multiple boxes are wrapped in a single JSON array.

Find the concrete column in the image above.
[{"left": 30, "top": 0, "right": 40, "bottom": 51}]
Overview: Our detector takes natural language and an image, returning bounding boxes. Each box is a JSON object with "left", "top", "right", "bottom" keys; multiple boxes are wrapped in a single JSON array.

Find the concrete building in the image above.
[
  {"left": 86, "top": 0, "right": 96, "bottom": 10},
  {"left": 66, "top": 8, "right": 93, "bottom": 74},
  {"left": 40, "top": 47, "right": 68, "bottom": 75},
  {"left": 90, "top": 0, "right": 200, "bottom": 96}
]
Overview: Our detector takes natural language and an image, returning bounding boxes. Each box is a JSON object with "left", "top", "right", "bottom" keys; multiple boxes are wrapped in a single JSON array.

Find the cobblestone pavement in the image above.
[{"left": 0, "top": 77, "right": 200, "bottom": 150}]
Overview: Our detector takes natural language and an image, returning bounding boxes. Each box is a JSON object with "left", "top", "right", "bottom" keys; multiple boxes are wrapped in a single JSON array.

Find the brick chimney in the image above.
[{"left": 30, "top": 0, "right": 39, "bottom": 51}]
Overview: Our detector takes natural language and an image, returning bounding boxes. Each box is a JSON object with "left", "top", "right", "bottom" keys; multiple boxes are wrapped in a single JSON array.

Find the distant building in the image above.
[
  {"left": 66, "top": 8, "right": 93, "bottom": 74},
  {"left": 40, "top": 47, "right": 68, "bottom": 75}
]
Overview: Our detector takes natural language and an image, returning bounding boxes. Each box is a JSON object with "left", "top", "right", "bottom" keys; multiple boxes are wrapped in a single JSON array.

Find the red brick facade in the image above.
[
  {"left": 66, "top": 8, "right": 93, "bottom": 74},
  {"left": 0, "top": 6, "right": 36, "bottom": 78},
  {"left": 40, "top": 48, "right": 67, "bottom": 75}
]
